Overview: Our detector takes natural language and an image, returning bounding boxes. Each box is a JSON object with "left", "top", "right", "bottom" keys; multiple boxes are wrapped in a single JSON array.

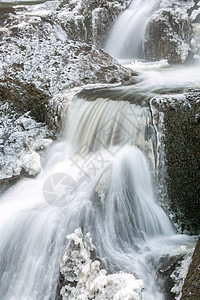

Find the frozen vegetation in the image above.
[{"left": 60, "top": 228, "right": 143, "bottom": 300}]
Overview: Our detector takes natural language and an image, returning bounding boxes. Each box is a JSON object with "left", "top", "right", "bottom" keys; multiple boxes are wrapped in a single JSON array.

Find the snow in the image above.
[
  {"left": 60, "top": 228, "right": 143, "bottom": 300},
  {"left": 0, "top": 110, "right": 52, "bottom": 180},
  {"left": 21, "top": 151, "right": 41, "bottom": 176},
  {"left": 0, "top": 5, "right": 134, "bottom": 95}
]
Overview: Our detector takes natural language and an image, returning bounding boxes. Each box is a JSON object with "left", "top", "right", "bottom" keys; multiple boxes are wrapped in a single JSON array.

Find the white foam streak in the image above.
[{"left": 125, "top": 61, "right": 200, "bottom": 90}]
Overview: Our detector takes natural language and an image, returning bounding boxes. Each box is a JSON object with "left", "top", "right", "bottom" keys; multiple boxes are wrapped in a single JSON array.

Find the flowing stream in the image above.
[{"left": 0, "top": 0, "right": 199, "bottom": 299}]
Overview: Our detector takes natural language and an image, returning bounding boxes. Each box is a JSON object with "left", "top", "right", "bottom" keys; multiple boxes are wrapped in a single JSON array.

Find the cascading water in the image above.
[
  {"left": 0, "top": 96, "right": 196, "bottom": 300},
  {"left": 105, "top": 0, "right": 160, "bottom": 61}
]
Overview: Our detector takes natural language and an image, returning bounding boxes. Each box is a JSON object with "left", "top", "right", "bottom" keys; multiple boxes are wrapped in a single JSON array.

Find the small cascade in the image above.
[
  {"left": 66, "top": 96, "right": 156, "bottom": 165},
  {"left": 105, "top": 0, "right": 160, "bottom": 60},
  {"left": 0, "top": 95, "right": 196, "bottom": 300}
]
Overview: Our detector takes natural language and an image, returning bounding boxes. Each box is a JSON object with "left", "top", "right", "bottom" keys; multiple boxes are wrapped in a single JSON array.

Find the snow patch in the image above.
[
  {"left": 21, "top": 151, "right": 41, "bottom": 176},
  {"left": 60, "top": 228, "right": 143, "bottom": 300}
]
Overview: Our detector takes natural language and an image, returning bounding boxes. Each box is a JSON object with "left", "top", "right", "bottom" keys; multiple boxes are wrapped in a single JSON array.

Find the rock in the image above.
[
  {"left": 0, "top": 78, "right": 53, "bottom": 184},
  {"left": 0, "top": 0, "right": 137, "bottom": 185},
  {"left": 0, "top": 2, "right": 136, "bottom": 95},
  {"left": 0, "top": 100, "right": 52, "bottom": 182},
  {"left": 151, "top": 91, "right": 200, "bottom": 234},
  {"left": 56, "top": 0, "right": 132, "bottom": 48},
  {"left": 181, "top": 236, "right": 200, "bottom": 300},
  {"left": 144, "top": 7, "right": 193, "bottom": 64},
  {"left": 0, "top": 80, "right": 48, "bottom": 123}
]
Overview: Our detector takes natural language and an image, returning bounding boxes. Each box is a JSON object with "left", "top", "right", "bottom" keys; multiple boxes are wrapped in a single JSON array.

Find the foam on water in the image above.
[{"left": 125, "top": 60, "right": 200, "bottom": 91}]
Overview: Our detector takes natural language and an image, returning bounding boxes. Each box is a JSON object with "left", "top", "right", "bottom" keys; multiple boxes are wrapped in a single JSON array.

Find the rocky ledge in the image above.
[{"left": 0, "top": 0, "right": 136, "bottom": 187}]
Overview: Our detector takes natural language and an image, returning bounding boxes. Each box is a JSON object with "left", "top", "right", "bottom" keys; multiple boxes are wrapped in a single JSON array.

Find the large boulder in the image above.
[
  {"left": 151, "top": 91, "right": 200, "bottom": 234},
  {"left": 144, "top": 7, "right": 193, "bottom": 64}
]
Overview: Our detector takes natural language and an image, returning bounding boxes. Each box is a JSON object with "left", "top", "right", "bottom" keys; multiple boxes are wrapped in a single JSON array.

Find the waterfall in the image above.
[
  {"left": 105, "top": 0, "right": 160, "bottom": 61},
  {"left": 66, "top": 96, "right": 156, "bottom": 165},
  {"left": 0, "top": 95, "right": 195, "bottom": 300}
]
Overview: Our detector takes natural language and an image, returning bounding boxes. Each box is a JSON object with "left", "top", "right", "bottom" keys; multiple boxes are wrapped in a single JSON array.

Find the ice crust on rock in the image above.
[
  {"left": 0, "top": 0, "right": 135, "bottom": 96},
  {"left": 0, "top": 0, "right": 136, "bottom": 182},
  {"left": 145, "top": 0, "right": 200, "bottom": 63},
  {"left": 60, "top": 228, "right": 143, "bottom": 300},
  {"left": 0, "top": 107, "right": 52, "bottom": 180},
  {"left": 21, "top": 152, "right": 41, "bottom": 176},
  {"left": 170, "top": 249, "right": 194, "bottom": 300},
  {"left": 145, "top": 6, "right": 193, "bottom": 63}
]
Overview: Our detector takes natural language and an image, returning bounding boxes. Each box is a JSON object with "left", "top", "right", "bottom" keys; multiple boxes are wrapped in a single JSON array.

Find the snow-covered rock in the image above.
[
  {"left": 144, "top": 5, "right": 193, "bottom": 63},
  {"left": 55, "top": 0, "right": 132, "bottom": 48},
  {"left": 59, "top": 228, "right": 143, "bottom": 300},
  {"left": 0, "top": 1, "right": 136, "bottom": 95},
  {"left": 0, "top": 0, "right": 136, "bottom": 184},
  {"left": 0, "top": 108, "right": 52, "bottom": 180}
]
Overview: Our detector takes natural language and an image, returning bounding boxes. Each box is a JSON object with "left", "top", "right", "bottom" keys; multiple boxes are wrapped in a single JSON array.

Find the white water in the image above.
[
  {"left": 105, "top": 0, "right": 200, "bottom": 91},
  {"left": 66, "top": 97, "right": 156, "bottom": 165},
  {"left": 0, "top": 97, "right": 196, "bottom": 300},
  {"left": 125, "top": 60, "right": 200, "bottom": 91},
  {"left": 105, "top": 0, "right": 160, "bottom": 60}
]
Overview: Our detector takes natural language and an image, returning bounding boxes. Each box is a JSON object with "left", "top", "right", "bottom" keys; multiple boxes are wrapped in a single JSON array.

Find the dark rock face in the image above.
[
  {"left": 151, "top": 91, "right": 200, "bottom": 234},
  {"left": 144, "top": 8, "right": 193, "bottom": 64},
  {"left": 0, "top": 79, "right": 48, "bottom": 123},
  {"left": 159, "top": 254, "right": 187, "bottom": 300},
  {"left": 181, "top": 236, "right": 200, "bottom": 300}
]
